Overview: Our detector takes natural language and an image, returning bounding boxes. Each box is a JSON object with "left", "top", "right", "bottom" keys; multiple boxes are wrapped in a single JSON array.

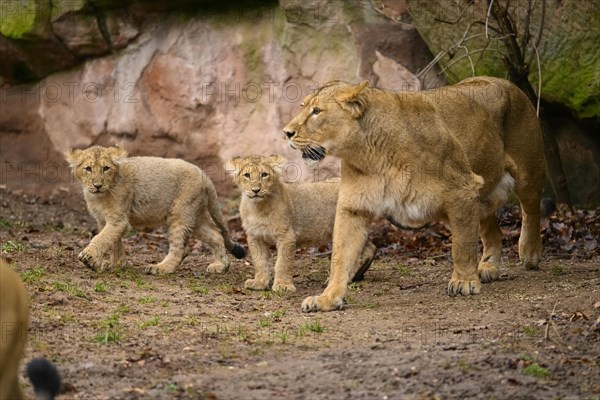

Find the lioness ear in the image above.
[
  {"left": 336, "top": 80, "right": 369, "bottom": 118},
  {"left": 108, "top": 144, "right": 128, "bottom": 164},
  {"left": 267, "top": 154, "right": 286, "bottom": 174},
  {"left": 64, "top": 148, "right": 83, "bottom": 168},
  {"left": 227, "top": 157, "right": 243, "bottom": 176}
]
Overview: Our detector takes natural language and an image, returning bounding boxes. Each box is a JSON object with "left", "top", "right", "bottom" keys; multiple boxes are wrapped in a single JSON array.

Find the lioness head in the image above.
[
  {"left": 65, "top": 145, "right": 127, "bottom": 195},
  {"left": 282, "top": 80, "right": 369, "bottom": 166},
  {"left": 229, "top": 155, "right": 285, "bottom": 201}
]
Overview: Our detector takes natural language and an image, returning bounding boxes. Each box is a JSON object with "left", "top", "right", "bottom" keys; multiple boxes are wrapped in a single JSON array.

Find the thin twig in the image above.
[
  {"left": 544, "top": 301, "right": 559, "bottom": 341},
  {"left": 438, "top": 48, "right": 506, "bottom": 75},
  {"left": 532, "top": 41, "right": 542, "bottom": 116},
  {"left": 485, "top": 0, "right": 495, "bottom": 38},
  {"left": 458, "top": 45, "right": 476, "bottom": 75}
]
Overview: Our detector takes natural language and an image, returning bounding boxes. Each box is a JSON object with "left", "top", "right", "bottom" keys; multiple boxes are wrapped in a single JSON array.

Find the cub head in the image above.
[
  {"left": 65, "top": 145, "right": 127, "bottom": 195},
  {"left": 228, "top": 155, "right": 285, "bottom": 202},
  {"left": 282, "top": 80, "right": 369, "bottom": 166}
]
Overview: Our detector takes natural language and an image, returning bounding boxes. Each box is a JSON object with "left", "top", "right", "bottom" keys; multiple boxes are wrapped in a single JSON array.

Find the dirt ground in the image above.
[{"left": 1, "top": 188, "right": 599, "bottom": 400}]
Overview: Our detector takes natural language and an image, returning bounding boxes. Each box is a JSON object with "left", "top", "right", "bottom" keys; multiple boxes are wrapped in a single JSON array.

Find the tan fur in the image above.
[
  {"left": 66, "top": 145, "right": 244, "bottom": 274},
  {"left": 0, "top": 260, "right": 29, "bottom": 400},
  {"left": 283, "top": 77, "right": 545, "bottom": 311},
  {"left": 230, "top": 155, "right": 376, "bottom": 292}
]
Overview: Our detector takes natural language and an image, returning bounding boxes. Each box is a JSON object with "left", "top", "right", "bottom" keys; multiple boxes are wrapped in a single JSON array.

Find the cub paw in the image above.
[
  {"left": 78, "top": 248, "right": 104, "bottom": 271},
  {"left": 447, "top": 277, "right": 481, "bottom": 296},
  {"left": 272, "top": 281, "right": 296, "bottom": 292},
  {"left": 301, "top": 294, "right": 344, "bottom": 312},
  {"left": 145, "top": 263, "right": 176, "bottom": 275},
  {"left": 477, "top": 261, "right": 500, "bottom": 283},
  {"left": 206, "top": 261, "right": 228, "bottom": 274},
  {"left": 244, "top": 278, "right": 269, "bottom": 291}
]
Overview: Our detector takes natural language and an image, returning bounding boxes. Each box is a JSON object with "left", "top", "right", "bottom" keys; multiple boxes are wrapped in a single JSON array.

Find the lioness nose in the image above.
[{"left": 284, "top": 129, "right": 296, "bottom": 139}]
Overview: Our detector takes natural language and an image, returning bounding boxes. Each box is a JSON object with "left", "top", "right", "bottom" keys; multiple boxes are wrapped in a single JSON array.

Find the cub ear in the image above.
[
  {"left": 336, "top": 80, "right": 369, "bottom": 119},
  {"left": 64, "top": 148, "right": 83, "bottom": 168},
  {"left": 267, "top": 154, "right": 286, "bottom": 174},
  {"left": 108, "top": 144, "right": 128, "bottom": 164},
  {"left": 226, "top": 157, "right": 243, "bottom": 176}
]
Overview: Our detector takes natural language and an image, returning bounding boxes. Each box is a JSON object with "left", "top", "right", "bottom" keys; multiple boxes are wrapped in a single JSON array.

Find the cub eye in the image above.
[
  {"left": 84, "top": 166, "right": 92, "bottom": 172},
  {"left": 102, "top": 166, "right": 110, "bottom": 172},
  {"left": 261, "top": 172, "right": 269, "bottom": 178},
  {"left": 312, "top": 107, "right": 321, "bottom": 115},
  {"left": 243, "top": 172, "right": 251, "bottom": 179}
]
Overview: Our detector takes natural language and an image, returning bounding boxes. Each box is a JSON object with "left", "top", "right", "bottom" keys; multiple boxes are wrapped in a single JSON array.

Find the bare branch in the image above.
[
  {"left": 485, "top": 0, "right": 494, "bottom": 38},
  {"left": 532, "top": 40, "right": 542, "bottom": 117},
  {"left": 435, "top": 2, "right": 472, "bottom": 25},
  {"left": 528, "top": 0, "right": 546, "bottom": 68},
  {"left": 438, "top": 48, "right": 506, "bottom": 75}
]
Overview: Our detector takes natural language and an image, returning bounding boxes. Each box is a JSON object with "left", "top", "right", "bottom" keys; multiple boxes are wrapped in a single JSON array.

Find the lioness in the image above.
[
  {"left": 66, "top": 145, "right": 245, "bottom": 274},
  {"left": 1, "top": 260, "right": 61, "bottom": 400},
  {"left": 229, "top": 155, "right": 377, "bottom": 291},
  {"left": 283, "top": 77, "right": 544, "bottom": 311}
]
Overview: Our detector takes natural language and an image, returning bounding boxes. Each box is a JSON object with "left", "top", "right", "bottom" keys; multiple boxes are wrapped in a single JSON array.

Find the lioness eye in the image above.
[
  {"left": 102, "top": 166, "right": 110, "bottom": 172},
  {"left": 312, "top": 107, "right": 321, "bottom": 115},
  {"left": 261, "top": 172, "right": 269, "bottom": 178},
  {"left": 243, "top": 172, "right": 251, "bottom": 179},
  {"left": 84, "top": 166, "right": 92, "bottom": 172}
]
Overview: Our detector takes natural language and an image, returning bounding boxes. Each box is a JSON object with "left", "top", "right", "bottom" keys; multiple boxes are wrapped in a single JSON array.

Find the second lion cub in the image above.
[{"left": 230, "top": 155, "right": 376, "bottom": 291}]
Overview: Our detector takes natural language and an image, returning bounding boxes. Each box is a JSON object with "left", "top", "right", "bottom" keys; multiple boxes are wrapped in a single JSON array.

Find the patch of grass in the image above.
[
  {"left": 20, "top": 266, "right": 46, "bottom": 283},
  {"left": 191, "top": 282, "right": 210, "bottom": 294},
  {"left": 185, "top": 316, "right": 200, "bottom": 326},
  {"left": 364, "top": 302, "right": 381, "bottom": 309},
  {"left": 0, "top": 218, "right": 12, "bottom": 227},
  {"left": 93, "top": 313, "right": 122, "bottom": 344},
  {"left": 523, "top": 326, "right": 542, "bottom": 336},
  {"left": 271, "top": 309, "right": 286, "bottom": 319},
  {"left": 140, "top": 316, "right": 160, "bottom": 329},
  {"left": 523, "top": 363, "right": 550, "bottom": 378},
  {"left": 550, "top": 263, "right": 564, "bottom": 275},
  {"left": 304, "top": 319, "right": 325, "bottom": 333},
  {"left": 139, "top": 296, "right": 156, "bottom": 304},
  {"left": 457, "top": 359, "right": 471, "bottom": 373},
  {"left": 258, "top": 319, "right": 271, "bottom": 328},
  {"left": 347, "top": 282, "right": 360, "bottom": 291},
  {"left": 94, "top": 281, "right": 108, "bottom": 293},
  {"left": 51, "top": 281, "right": 87, "bottom": 298},
  {"left": 277, "top": 331, "right": 289, "bottom": 344},
  {"left": 1, "top": 240, "right": 26, "bottom": 254},
  {"left": 116, "top": 303, "right": 130, "bottom": 314},
  {"left": 394, "top": 264, "right": 411, "bottom": 275}
]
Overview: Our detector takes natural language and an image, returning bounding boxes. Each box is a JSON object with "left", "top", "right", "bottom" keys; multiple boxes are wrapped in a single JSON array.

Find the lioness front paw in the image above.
[
  {"left": 272, "top": 281, "right": 296, "bottom": 292},
  {"left": 477, "top": 261, "right": 500, "bottom": 283},
  {"left": 78, "top": 247, "right": 106, "bottom": 272},
  {"left": 301, "top": 294, "right": 344, "bottom": 312},
  {"left": 145, "top": 263, "right": 176, "bottom": 275},
  {"left": 206, "top": 261, "right": 228, "bottom": 274},
  {"left": 447, "top": 277, "right": 481, "bottom": 296},
  {"left": 244, "top": 278, "right": 269, "bottom": 291}
]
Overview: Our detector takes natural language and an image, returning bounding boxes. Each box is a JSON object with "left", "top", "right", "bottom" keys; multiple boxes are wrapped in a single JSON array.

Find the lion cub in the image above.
[
  {"left": 230, "top": 155, "right": 376, "bottom": 291},
  {"left": 66, "top": 145, "right": 245, "bottom": 274}
]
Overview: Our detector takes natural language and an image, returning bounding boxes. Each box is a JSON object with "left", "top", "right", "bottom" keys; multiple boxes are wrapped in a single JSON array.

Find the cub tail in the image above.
[
  {"left": 26, "top": 358, "right": 61, "bottom": 400},
  {"left": 205, "top": 184, "right": 246, "bottom": 259}
]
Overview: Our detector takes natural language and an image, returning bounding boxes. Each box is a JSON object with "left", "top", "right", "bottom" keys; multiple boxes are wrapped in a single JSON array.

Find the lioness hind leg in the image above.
[
  {"left": 478, "top": 212, "right": 502, "bottom": 283},
  {"left": 514, "top": 186, "right": 542, "bottom": 270},
  {"left": 196, "top": 221, "right": 230, "bottom": 274},
  {"left": 350, "top": 241, "right": 377, "bottom": 282}
]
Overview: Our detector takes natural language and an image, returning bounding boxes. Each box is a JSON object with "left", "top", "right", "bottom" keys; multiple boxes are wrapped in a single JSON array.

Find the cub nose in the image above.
[
  {"left": 94, "top": 183, "right": 102, "bottom": 189},
  {"left": 284, "top": 129, "right": 296, "bottom": 139},
  {"left": 251, "top": 188, "right": 260, "bottom": 194}
]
